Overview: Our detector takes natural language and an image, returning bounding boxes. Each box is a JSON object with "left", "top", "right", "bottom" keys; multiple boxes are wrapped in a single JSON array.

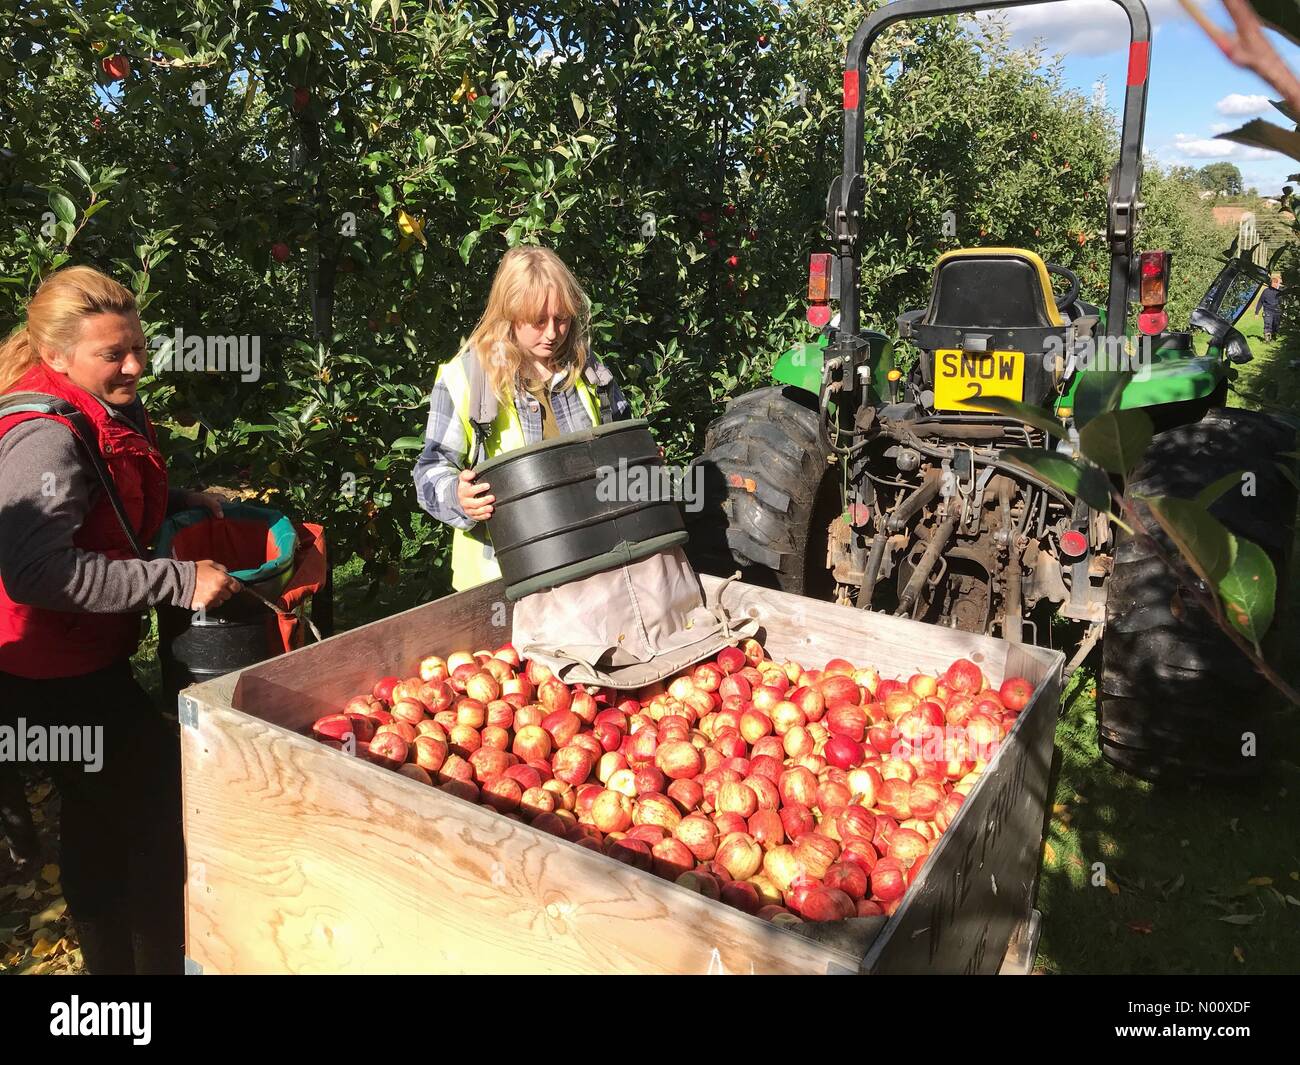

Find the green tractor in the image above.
[{"left": 686, "top": 0, "right": 1297, "bottom": 780}]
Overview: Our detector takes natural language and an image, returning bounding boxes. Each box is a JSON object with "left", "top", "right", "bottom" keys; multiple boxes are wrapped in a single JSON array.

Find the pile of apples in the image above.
[{"left": 310, "top": 639, "right": 1034, "bottom": 926}]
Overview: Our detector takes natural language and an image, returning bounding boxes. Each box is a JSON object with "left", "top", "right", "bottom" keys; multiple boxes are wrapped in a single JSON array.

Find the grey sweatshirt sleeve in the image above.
[
  {"left": 0, "top": 418, "right": 197, "bottom": 613},
  {"left": 412, "top": 368, "right": 479, "bottom": 532}
]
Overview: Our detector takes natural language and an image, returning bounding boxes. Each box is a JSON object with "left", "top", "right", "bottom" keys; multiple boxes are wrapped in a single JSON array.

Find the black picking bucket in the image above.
[{"left": 475, "top": 419, "right": 687, "bottom": 599}]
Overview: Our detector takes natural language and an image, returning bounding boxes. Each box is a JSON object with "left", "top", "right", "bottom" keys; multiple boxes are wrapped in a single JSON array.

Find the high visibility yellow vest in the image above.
[{"left": 438, "top": 353, "right": 600, "bottom": 592}]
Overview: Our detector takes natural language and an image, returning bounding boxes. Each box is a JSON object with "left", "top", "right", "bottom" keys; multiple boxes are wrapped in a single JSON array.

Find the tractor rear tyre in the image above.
[
  {"left": 1098, "top": 407, "right": 1297, "bottom": 781},
  {"left": 686, "top": 387, "right": 840, "bottom": 599}
]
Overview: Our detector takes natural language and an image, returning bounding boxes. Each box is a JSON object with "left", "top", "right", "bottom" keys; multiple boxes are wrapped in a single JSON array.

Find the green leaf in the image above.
[
  {"left": 458, "top": 230, "right": 481, "bottom": 263},
  {"left": 69, "top": 160, "right": 92, "bottom": 187},
  {"left": 390, "top": 436, "right": 426, "bottom": 451},
  {"left": 1195, "top": 471, "right": 1245, "bottom": 508},
  {"left": 48, "top": 192, "right": 76, "bottom": 226},
  {"left": 571, "top": 93, "right": 585, "bottom": 121},
  {"left": 1219, "top": 119, "right": 1300, "bottom": 162},
  {"left": 81, "top": 200, "right": 109, "bottom": 221},
  {"left": 1078, "top": 409, "right": 1153, "bottom": 475},
  {"left": 1218, "top": 537, "right": 1276, "bottom": 645},
  {"left": 1141, "top": 495, "right": 1237, "bottom": 585},
  {"left": 956, "top": 395, "right": 1071, "bottom": 442},
  {"left": 1072, "top": 370, "right": 1131, "bottom": 424},
  {"left": 1000, "top": 448, "right": 1113, "bottom": 512}
]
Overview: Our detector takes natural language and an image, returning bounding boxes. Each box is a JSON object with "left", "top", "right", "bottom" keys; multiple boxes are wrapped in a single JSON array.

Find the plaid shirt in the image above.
[{"left": 413, "top": 354, "right": 632, "bottom": 531}]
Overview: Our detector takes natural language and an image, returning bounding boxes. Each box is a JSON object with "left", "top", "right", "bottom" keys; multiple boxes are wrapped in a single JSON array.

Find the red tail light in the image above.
[
  {"left": 807, "top": 253, "right": 832, "bottom": 327},
  {"left": 807, "top": 253, "right": 832, "bottom": 301},
  {"left": 1137, "top": 250, "right": 1170, "bottom": 335}
]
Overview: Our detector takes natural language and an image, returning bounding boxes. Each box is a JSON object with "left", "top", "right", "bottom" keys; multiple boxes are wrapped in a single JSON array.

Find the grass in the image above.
[{"left": 1034, "top": 309, "right": 1300, "bottom": 974}]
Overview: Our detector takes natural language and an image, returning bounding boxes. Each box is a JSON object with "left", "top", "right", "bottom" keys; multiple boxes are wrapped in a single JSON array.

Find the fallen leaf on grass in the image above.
[
  {"left": 1128, "top": 920, "right": 1154, "bottom": 934},
  {"left": 13, "top": 884, "right": 35, "bottom": 901},
  {"left": 40, "top": 864, "right": 59, "bottom": 885},
  {"left": 27, "top": 898, "right": 66, "bottom": 931},
  {"left": 1291, "top": 872, "right": 1299, "bottom": 882},
  {"left": 1285, "top": 895, "right": 1300, "bottom": 907},
  {"left": 1233, "top": 946, "right": 1245, "bottom": 964},
  {"left": 1106, "top": 878, "right": 1120, "bottom": 895},
  {"left": 27, "top": 782, "right": 51, "bottom": 804},
  {"left": 30, "top": 935, "right": 63, "bottom": 959},
  {"left": 1044, "top": 842, "right": 1057, "bottom": 865},
  {"left": 1247, "top": 876, "right": 1273, "bottom": 886},
  {"left": 1218, "top": 914, "right": 1260, "bottom": 925}
]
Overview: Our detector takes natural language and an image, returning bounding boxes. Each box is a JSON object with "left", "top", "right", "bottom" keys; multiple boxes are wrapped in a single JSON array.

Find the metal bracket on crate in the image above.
[
  {"left": 183, "top": 956, "right": 204, "bottom": 975},
  {"left": 178, "top": 695, "right": 200, "bottom": 730}
]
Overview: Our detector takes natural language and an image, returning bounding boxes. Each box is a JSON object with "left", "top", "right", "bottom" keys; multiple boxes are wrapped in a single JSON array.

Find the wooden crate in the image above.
[{"left": 179, "top": 576, "right": 1063, "bottom": 974}]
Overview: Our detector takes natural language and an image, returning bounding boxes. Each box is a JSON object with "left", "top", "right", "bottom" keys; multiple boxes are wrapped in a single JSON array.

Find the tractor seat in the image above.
[{"left": 898, "top": 248, "right": 1071, "bottom": 355}]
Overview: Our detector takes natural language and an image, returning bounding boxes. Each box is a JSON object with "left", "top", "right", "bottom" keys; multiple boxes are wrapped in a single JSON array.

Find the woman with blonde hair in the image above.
[
  {"left": 414, "top": 246, "right": 632, "bottom": 591},
  {"left": 0, "top": 265, "right": 240, "bottom": 973}
]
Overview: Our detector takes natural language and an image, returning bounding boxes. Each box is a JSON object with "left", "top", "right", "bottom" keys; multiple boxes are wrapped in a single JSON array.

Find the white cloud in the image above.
[
  {"left": 976, "top": 0, "right": 1186, "bottom": 58},
  {"left": 1209, "top": 121, "right": 1235, "bottom": 134},
  {"left": 1169, "top": 132, "right": 1277, "bottom": 161},
  {"left": 1215, "top": 93, "right": 1271, "bottom": 116}
]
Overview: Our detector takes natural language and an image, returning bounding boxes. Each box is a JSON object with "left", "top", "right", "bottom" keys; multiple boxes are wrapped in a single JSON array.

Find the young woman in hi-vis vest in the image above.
[{"left": 413, "top": 247, "right": 633, "bottom": 591}]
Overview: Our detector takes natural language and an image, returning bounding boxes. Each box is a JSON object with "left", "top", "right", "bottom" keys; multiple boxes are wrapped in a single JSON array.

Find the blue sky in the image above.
[{"left": 984, "top": 0, "right": 1300, "bottom": 193}]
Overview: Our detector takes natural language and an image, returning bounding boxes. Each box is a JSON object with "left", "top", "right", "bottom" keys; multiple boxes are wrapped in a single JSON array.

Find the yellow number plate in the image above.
[{"left": 933, "top": 350, "right": 1025, "bottom": 412}]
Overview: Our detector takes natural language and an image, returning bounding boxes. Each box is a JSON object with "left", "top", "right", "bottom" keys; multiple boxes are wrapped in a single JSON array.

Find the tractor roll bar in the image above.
[{"left": 833, "top": 0, "right": 1151, "bottom": 349}]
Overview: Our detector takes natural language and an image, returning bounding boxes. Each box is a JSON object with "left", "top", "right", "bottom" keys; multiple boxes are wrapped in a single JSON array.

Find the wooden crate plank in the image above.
[
  {"left": 705, "top": 576, "right": 1024, "bottom": 685},
  {"left": 181, "top": 701, "right": 856, "bottom": 975},
  {"left": 227, "top": 580, "right": 513, "bottom": 730}
]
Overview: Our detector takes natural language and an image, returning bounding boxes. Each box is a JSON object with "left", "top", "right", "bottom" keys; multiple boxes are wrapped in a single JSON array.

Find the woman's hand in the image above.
[
  {"left": 191, "top": 560, "right": 241, "bottom": 611},
  {"left": 456, "top": 468, "right": 495, "bottom": 523},
  {"left": 184, "top": 490, "right": 230, "bottom": 518}
]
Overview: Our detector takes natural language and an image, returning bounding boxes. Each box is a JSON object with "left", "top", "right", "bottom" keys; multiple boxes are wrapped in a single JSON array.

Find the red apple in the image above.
[
  {"left": 870, "top": 857, "right": 908, "bottom": 902},
  {"left": 801, "top": 887, "right": 856, "bottom": 922},
  {"left": 655, "top": 739, "right": 703, "bottom": 780},
  {"left": 716, "top": 832, "right": 763, "bottom": 880},
  {"left": 367, "top": 731, "right": 408, "bottom": 769},
  {"left": 824, "top": 733, "right": 863, "bottom": 770},
  {"left": 778, "top": 766, "right": 818, "bottom": 808},
  {"left": 551, "top": 745, "right": 595, "bottom": 786},
  {"left": 512, "top": 725, "right": 553, "bottom": 763},
  {"left": 943, "top": 658, "right": 984, "bottom": 694},
  {"left": 651, "top": 837, "right": 695, "bottom": 879},
  {"left": 721, "top": 879, "right": 761, "bottom": 914},
  {"left": 591, "top": 789, "right": 634, "bottom": 833},
  {"left": 633, "top": 792, "right": 683, "bottom": 832},
  {"left": 666, "top": 777, "right": 704, "bottom": 813},
  {"left": 999, "top": 675, "right": 1034, "bottom": 712},
  {"left": 538, "top": 678, "right": 572, "bottom": 713},
  {"left": 747, "top": 808, "right": 785, "bottom": 850},
  {"left": 101, "top": 54, "right": 131, "bottom": 80}
]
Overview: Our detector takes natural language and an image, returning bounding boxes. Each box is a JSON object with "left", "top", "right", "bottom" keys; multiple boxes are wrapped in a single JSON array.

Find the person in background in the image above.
[
  {"left": 1259, "top": 272, "right": 1285, "bottom": 342},
  {"left": 0, "top": 266, "right": 241, "bottom": 973},
  {"left": 413, "top": 246, "right": 633, "bottom": 592}
]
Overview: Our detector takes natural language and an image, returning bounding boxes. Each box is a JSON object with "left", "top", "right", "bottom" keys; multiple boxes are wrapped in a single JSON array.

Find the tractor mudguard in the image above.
[
  {"left": 1054, "top": 349, "right": 1229, "bottom": 414},
  {"left": 771, "top": 330, "right": 895, "bottom": 405}
]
